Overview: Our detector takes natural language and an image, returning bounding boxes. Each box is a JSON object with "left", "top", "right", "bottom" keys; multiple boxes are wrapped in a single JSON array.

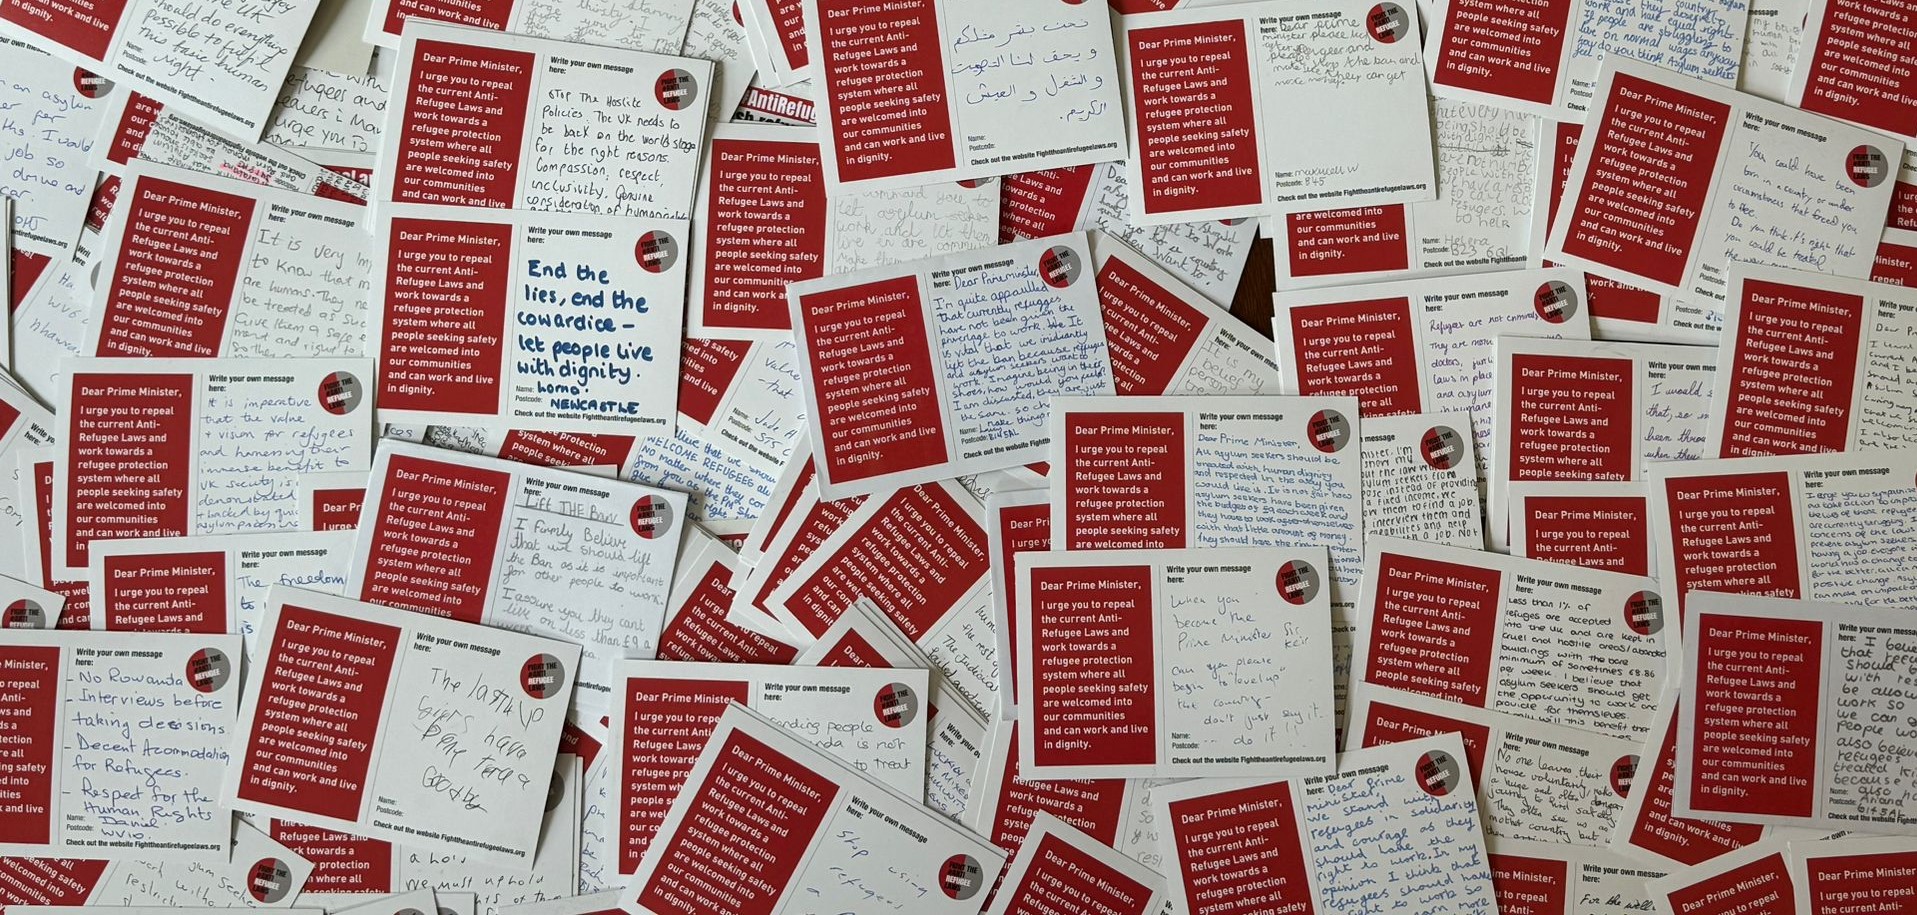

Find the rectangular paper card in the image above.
[
  {"left": 1489, "top": 335, "right": 1719, "bottom": 550},
  {"left": 0, "top": 0, "right": 320, "bottom": 141},
  {"left": 1613, "top": 686, "right": 1774, "bottom": 867},
  {"left": 1707, "top": 263, "right": 1917, "bottom": 456},
  {"left": 1361, "top": 411, "right": 1485, "bottom": 547},
  {"left": 1645, "top": 839, "right": 1796, "bottom": 915},
  {"left": 1675, "top": 591, "right": 1917, "bottom": 834},
  {"left": 1485, "top": 839, "right": 1670, "bottom": 915},
  {"left": 1787, "top": 0, "right": 1917, "bottom": 144},
  {"left": 688, "top": 123, "right": 1000, "bottom": 340},
  {"left": 54, "top": 357, "right": 376, "bottom": 579},
  {"left": 373, "top": 203, "right": 688, "bottom": 434},
  {"left": 986, "top": 487, "right": 1048, "bottom": 716},
  {"left": 86, "top": 162, "right": 371, "bottom": 360},
  {"left": 1531, "top": 120, "right": 1676, "bottom": 342},
  {"left": 80, "top": 821, "right": 317, "bottom": 907},
  {"left": 0, "top": 37, "right": 116, "bottom": 259},
  {"left": 116, "top": 110, "right": 373, "bottom": 202},
  {"left": 607, "top": 660, "right": 930, "bottom": 875},
  {"left": 1647, "top": 449, "right": 1917, "bottom": 614},
  {"left": 221, "top": 586, "right": 580, "bottom": 866},
  {"left": 787, "top": 233, "right": 1112, "bottom": 499},
  {"left": 964, "top": 719, "right": 1141, "bottom": 886},
  {"left": 0, "top": 375, "right": 57, "bottom": 582},
  {"left": 626, "top": 336, "right": 804, "bottom": 522},
  {"left": 1154, "top": 733, "right": 1497, "bottom": 915},
  {"left": 1789, "top": 835, "right": 1917, "bottom": 915},
  {"left": 0, "top": 629, "right": 242, "bottom": 859},
  {"left": 378, "top": 20, "right": 713, "bottom": 219},
  {"left": 1117, "top": 0, "right": 1437, "bottom": 224},
  {"left": 344, "top": 440, "right": 686, "bottom": 707},
  {"left": 1347, "top": 682, "right": 1641, "bottom": 847},
  {"left": 1089, "top": 231, "right": 1283, "bottom": 397},
  {"left": 803, "top": 0, "right": 1126, "bottom": 191},
  {"left": 1508, "top": 480, "right": 1655, "bottom": 576},
  {"left": 620, "top": 703, "right": 1006, "bottom": 915},
  {"left": 1352, "top": 534, "right": 1671, "bottom": 742},
  {"left": 655, "top": 522, "right": 802, "bottom": 664},
  {"left": 983, "top": 812, "right": 1166, "bottom": 915},
  {"left": 362, "top": 0, "right": 695, "bottom": 50},
  {"left": 1013, "top": 546, "right": 1336, "bottom": 779},
  {"left": 86, "top": 530, "right": 352, "bottom": 646},
  {"left": 1545, "top": 57, "right": 1902, "bottom": 324}
]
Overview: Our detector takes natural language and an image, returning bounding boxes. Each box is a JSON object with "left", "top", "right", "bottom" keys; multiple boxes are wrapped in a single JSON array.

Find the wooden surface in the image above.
[{"left": 1228, "top": 238, "right": 1278, "bottom": 340}]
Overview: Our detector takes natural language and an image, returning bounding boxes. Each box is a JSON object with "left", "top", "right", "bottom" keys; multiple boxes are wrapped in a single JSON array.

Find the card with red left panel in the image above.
[
  {"left": 0, "top": 38, "right": 118, "bottom": 259},
  {"left": 1486, "top": 838, "right": 1669, "bottom": 915},
  {"left": 1646, "top": 839, "right": 1796, "bottom": 915},
  {"left": 52, "top": 357, "right": 375, "bottom": 580},
  {"left": 1088, "top": 232, "right": 1282, "bottom": 397},
  {"left": 1676, "top": 592, "right": 1917, "bottom": 835},
  {"left": 982, "top": 813, "right": 1166, "bottom": 915},
  {"left": 1789, "top": 836, "right": 1917, "bottom": 915},
  {"left": 85, "top": 530, "right": 351, "bottom": 650},
  {"left": 220, "top": 586, "right": 579, "bottom": 867},
  {"left": 0, "top": 629, "right": 242, "bottom": 860},
  {"left": 0, "top": 374, "right": 56, "bottom": 582},
  {"left": 15, "top": 445, "right": 90, "bottom": 629},
  {"left": 1507, "top": 480, "right": 1655, "bottom": 576}
]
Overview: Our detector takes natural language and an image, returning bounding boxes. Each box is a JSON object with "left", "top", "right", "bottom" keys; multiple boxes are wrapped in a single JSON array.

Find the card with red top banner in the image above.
[
  {"left": 689, "top": 123, "right": 999, "bottom": 340},
  {"left": 343, "top": 440, "right": 685, "bottom": 707},
  {"left": 1153, "top": 733, "right": 1496, "bottom": 915},
  {"left": 1484, "top": 838, "right": 1670, "bottom": 915},
  {"left": 802, "top": 0, "right": 1125, "bottom": 193},
  {"left": 606, "top": 659, "right": 929, "bottom": 876},
  {"left": 363, "top": 0, "right": 693, "bottom": 52},
  {"left": 1088, "top": 232, "right": 1281, "bottom": 397},
  {"left": 787, "top": 233, "right": 1111, "bottom": 500},
  {"left": 1507, "top": 480, "right": 1655, "bottom": 576},
  {"left": 1345, "top": 682, "right": 1643, "bottom": 848},
  {"left": 377, "top": 20, "right": 712, "bottom": 220},
  {"left": 1705, "top": 264, "right": 1917, "bottom": 458},
  {"left": 1352, "top": 535, "right": 1671, "bottom": 742},
  {"left": 620, "top": 703, "right": 1005, "bottom": 915},
  {"left": 1789, "top": 836, "right": 1917, "bottom": 915},
  {"left": 52, "top": 357, "right": 376, "bottom": 579},
  {"left": 1645, "top": 449, "right": 1917, "bottom": 617},
  {"left": 1489, "top": 335, "right": 1718, "bottom": 551},
  {"left": 1544, "top": 57, "right": 1901, "bottom": 315},
  {"left": 1675, "top": 592, "right": 1917, "bottom": 835},
  {"left": 982, "top": 812, "right": 1166, "bottom": 915},
  {"left": 0, "top": 0, "right": 317, "bottom": 141},
  {"left": 85, "top": 530, "right": 350, "bottom": 648},
  {"left": 1116, "top": 0, "right": 1436, "bottom": 225},
  {"left": 86, "top": 162, "right": 370, "bottom": 360},
  {"left": 220, "top": 585, "right": 579, "bottom": 867},
  {"left": 373, "top": 202, "right": 687, "bottom": 435},
  {"left": 1646, "top": 838, "right": 1796, "bottom": 915},
  {"left": 0, "top": 629, "right": 242, "bottom": 860},
  {"left": 1014, "top": 546, "right": 1337, "bottom": 779}
]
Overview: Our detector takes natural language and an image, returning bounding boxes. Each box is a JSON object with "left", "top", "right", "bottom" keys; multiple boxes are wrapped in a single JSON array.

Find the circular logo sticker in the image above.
[
  {"left": 957, "top": 178, "right": 993, "bottom": 188},
  {"left": 1278, "top": 560, "right": 1321, "bottom": 605},
  {"left": 654, "top": 68, "right": 699, "bottom": 110},
  {"left": 631, "top": 495, "right": 675, "bottom": 540},
  {"left": 1308, "top": 409, "right": 1351, "bottom": 454},
  {"left": 520, "top": 653, "right": 566, "bottom": 699},
  {"left": 3, "top": 599, "right": 45, "bottom": 629},
  {"left": 317, "top": 371, "right": 363, "bottom": 415},
  {"left": 1534, "top": 281, "right": 1581, "bottom": 324},
  {"left": 1420, "top": 426, "right": 1464, "bottom": 470},
  {"left": 636, "top": 230, "right": 679, "bottom": 273},
  {"left": 1039, "top": 245, "right": 1082, "bottom": 288},
  {"left": 874, "top": 682, "right": 920, "bottom": 728},
  {"left": 1610, "top": 754, "right": 1639, "bottom": 797},
  {"left": 1416, "top": 750, "right": 1462, "bottom": 796},
  {"left": 546, "top": 772, "right": 565, "bottom": 811},
  {"left": 940, "top": 855, "right": 984, "bottom": 901},
  {"left": 1367, "top": 2, "right": 1410, "bottom": 42},
  {"left": 187, "top": 647, "right": 231, "bottom": 693},
  {"left": 1624, "top": 591, "right": 1664, "bottom": 636},
  {"left": 247, "top": 858, "right": 293, "bottom": 903},
  {"left": 73, "top": 69, "right": 113, "bottom": 97},
  {"left": 1848, "top": 145, "right": 1890, "bottom": 188}
]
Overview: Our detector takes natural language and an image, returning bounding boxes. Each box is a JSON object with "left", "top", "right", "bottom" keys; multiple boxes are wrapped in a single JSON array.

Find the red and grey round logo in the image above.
[
  {"left": 1534, "top": 281, "right": 1580, "bottom": 324},
  {"left": 1278, "top": 560, "right": 1321, "bottom": 606},
  {"left": 1848, "top": 145, "right": 1890, "bottom": 188},
  {"left": 631, "top": 495, "right": 675, "bottom": 540},
  {"left": 247, "top": 858, "right": 293, "bottom": 903},
  {"left": 520, "top": 653, "right": 566, "bottom": 699},
  {"left": 187, "top": 647, "right": 232, "bottom": 693},
  {"left": 1610, "top": 754, "right": 1639, "bottom": 797},
  {"left": 636, "top": 230, "right": 680, "bottom": 273},
  {"left": 940, "top": 854, "right": 984, "bottom": 900},
  {"left": 1416, "top": 750, "right": 1461, "bottom": 797},
  {"left": 1420, "top": 425, "right": 1463, "bottom": 470},
  {"left": 1367, "top": 3, "right": 1410, "bottom": 42},
  {"left": 874, "top": 682, "right": 920, "bottom": 728},
  {"left": 654, "top": 68, "right": 700, "bottom": 110},
  {"left": 957, "top": 178, "right": 993, "bottom": 188},
  {"left": 3, "top": 599, "right": 45, "bottom": 629},
  {"left": 1308, "top": 409, "right": 1351, "bottom": 454},
  {"left": 1624, "top": 591, "right": 1664, "bottom": 636},
  {"left": 1039, "top": 245, "right": 1082, "bottom": 288},
  {"left": 73, "top": 69, "right": 113, "bottom": 97},
  {"left": 317, "top": 371, "right": 363, "bottom": 415}
]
